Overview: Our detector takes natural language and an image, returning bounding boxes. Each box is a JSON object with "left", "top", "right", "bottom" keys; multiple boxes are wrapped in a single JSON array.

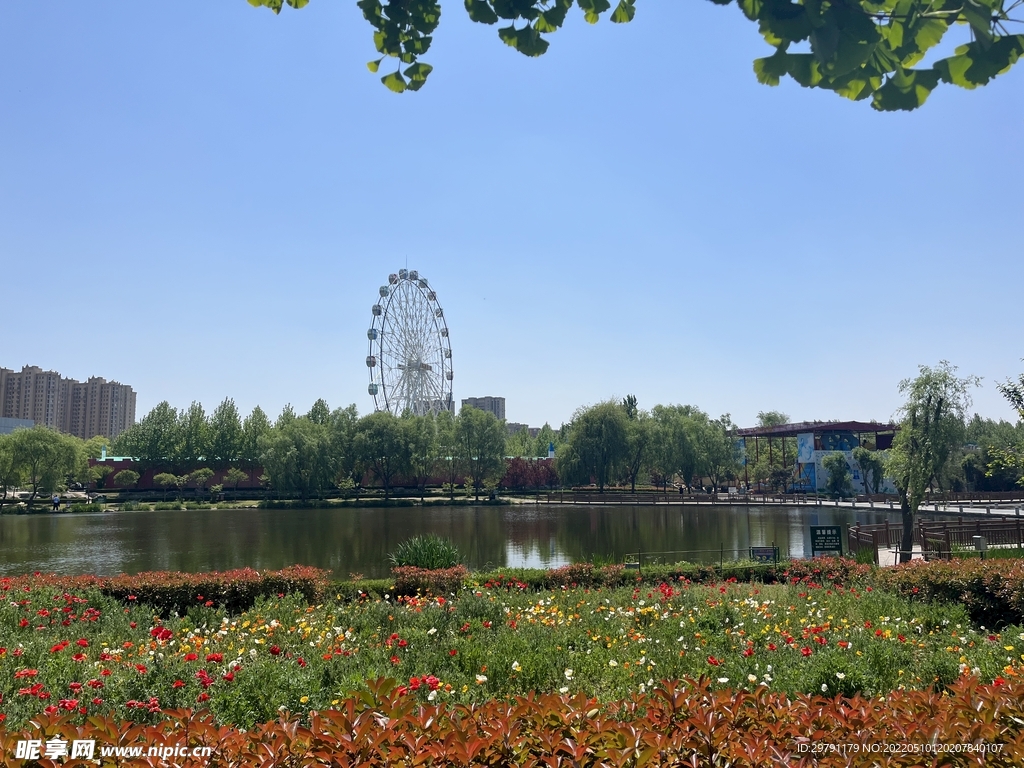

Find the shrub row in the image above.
[
  {"left": 877, "top": 557, "right": 1024, "bottom": 628},
  {"left": 1, "top": 566, "right": 331, "bottom": 616},
  {"left": 391, "top": 565, "right": 467, "bottom": 596},
  {"left": 2, "top": 677, "right": 1022, "bottom": 767}
]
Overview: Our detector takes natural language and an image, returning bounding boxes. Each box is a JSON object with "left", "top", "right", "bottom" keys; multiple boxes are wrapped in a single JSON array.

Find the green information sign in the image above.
[{"left": 810, "top": 525, "right": 844, "bottom": 557}]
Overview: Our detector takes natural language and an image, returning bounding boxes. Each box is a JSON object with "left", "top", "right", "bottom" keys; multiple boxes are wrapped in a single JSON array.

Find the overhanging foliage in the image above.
[{"left": 247, "top": 0, "right": 1023, "bottom": 109}]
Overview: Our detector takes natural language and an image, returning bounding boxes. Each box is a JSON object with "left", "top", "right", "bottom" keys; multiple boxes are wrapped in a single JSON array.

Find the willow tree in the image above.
[
  {"left": 249, "top": 0, "right": 1023, "bottom": 110},
  {"left": 886, "top": 361, "right": 978, "bottom": 563},
  {"left": 557, "top": 400, "right": 628, "bottom": 492}
]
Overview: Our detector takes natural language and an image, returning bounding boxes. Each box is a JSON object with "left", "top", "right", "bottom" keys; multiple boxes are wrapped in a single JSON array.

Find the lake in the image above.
[{"left": 0, "top": 504, "right": 900, "bottom": 578}]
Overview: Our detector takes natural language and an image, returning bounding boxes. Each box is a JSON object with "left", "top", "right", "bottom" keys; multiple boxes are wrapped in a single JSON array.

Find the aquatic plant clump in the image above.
[{"left": 388, "top": 534, "right": 462, "bottom": 570}]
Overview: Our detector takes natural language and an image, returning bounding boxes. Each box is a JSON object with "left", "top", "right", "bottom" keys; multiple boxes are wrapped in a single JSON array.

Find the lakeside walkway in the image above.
[{"left": 524, "top": 491, "right": 1024, "bottom": 518}]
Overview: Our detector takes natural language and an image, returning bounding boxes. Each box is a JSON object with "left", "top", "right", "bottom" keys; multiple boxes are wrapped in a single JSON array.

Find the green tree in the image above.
[
  {"left": 620, "top": 396, "right": 652, "bottom": 493},
  {"left": 9, "top": 427, "right": 78, "bottom": 504},
  {"left": 689, "top": 412, "right": 740, "bottom": 490},
  {"left": 259, "top": 416, "right": 335, "bottom": 500},
  {"left": 749, "top": 410, "right": 795, "bottom": 492},
  {"left": 174, "top": 401, "right": 210, "bottom": 469},
  {"left": 852, "top": 446, "right": 884, "bottom": 494},
  {"left": 190, "top": 467, "right": 216, "bottom": 499},
  {"left": 557, "top": 401, "right": 628, "bottom": 492},
  {"left": 249, "top": 0, "right": 1022, "bottom": 110},
  {"left": 457, "top": 405, "right": 506, "bottom": 500},
  {"left": 649, "top": 405, "right": 697, "bottom": 489},
  {"left": 307, "top": 398, "right": 331, "bottom": 425},
  {"left": 240, "top": 406, "right": 272, "bottom": 468},
  {"left": 328, "top": 404, "right": 360, "bottom": 488},
  {"left": 223, "top": 467, "right": 249, "bottom": 490},
  {"left": 352, "top": 411, "right": 408, "bottom": 499},
  {"left": 112, "top": 401, "right": 179, "bottom": 471},
  {"left": 82, "top": 435, "right": 110, "bottom": 460},
  {"left": 822, "top": 452, "right": 853, "bottom": 498},
  {"left": 435, "top": 409, "right": 462, "bottom": 500},
  {"left": 208, "top": 398, "right": 243, "bottom": 467},
  {"left": 153, "top": 472, "right": 178, "bottom": 501},
  {"left": 0, "top": 434, "right": 23, "bottom": 508},
  {"left": 404, "top": 413, "right": 438, "bottom": 501},
  {"left": 90, "top": 464, "right": 114, "bottom": 489},
  {"left": 986, "top": 370, "right": 1024, "bottom": 487},
  {"left": 886, "top": 361, "right": 978, "bottom": 563},
  {"left": 114, "top": 469, "right": 141, "bottom": 489}
]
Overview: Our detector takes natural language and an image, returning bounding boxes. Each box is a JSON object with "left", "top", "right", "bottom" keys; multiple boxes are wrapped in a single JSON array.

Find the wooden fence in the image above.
[{"left": 848, "top": 516, "right": 1024, "bottom": 564}]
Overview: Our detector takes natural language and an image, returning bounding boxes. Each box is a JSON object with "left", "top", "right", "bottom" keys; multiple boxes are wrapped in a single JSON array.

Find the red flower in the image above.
[
  {"left": 742, "top": 648, "right": 754, "bottom": 657},
  {"left": 707, "top": 655, "right": 721, "bottom": 666},
  {"left": 390, "top": 655, "right": 401, "bottom": 665},
  {"left": 297, "top": 657, "right": 307, "bottom": 667},
  {"left": 135, "top": 664, "right": 147, "bottom": 674},
  {"left": 206, "top": 653, "right": 223, "bottom": 663},
  {"left": 130, "top": 622, "right": 137, "bottom": 628},
  {"left": 801, "top": 647, "right": 812, "bottom": 657},
  {"left": 898, "top": 635, "right": 906, "bottom": 643},
  {"left": 91, "top": 697, "right": 103, "bottom": 706},
  {"left": 398, "top": 639, "right": 408, "bottom": 648},
  {"left": 449, "top": 649, "right": 458, "bottom": 657},
  {"left": 19, "top": 618, "right": 29, "bottom": 628},
  {"left": 87, "top": 679, "right": 103, "bottom": 689},
  {"left": 72, "top": 653, "right": 86, "bottom": 662},
  {"left": 994, "top": 677, "right": 1006, "bottom": 686},
  {"left": 100, "top": 669, "right": 111, "bottom": 676},
  {"left": 69, "top": 682, "right": 83, "bottom": 692},
  {"left": 223, "top": 672, "right": 234, "bottom": 682},
  {"left": 173, "top": 680, "right": 185, "bottom": 688},
  {"left": 197, "top": 692, "right": 210, "bottom": 702},
  {"left": 184, "top": 653, "right": 198, "bottom": 662},
  {"left": 269, "top": 645, "right": 281, "bottom": 656},
  {"left": 76, "top": 638, "right": 89, "bottom": 647}
]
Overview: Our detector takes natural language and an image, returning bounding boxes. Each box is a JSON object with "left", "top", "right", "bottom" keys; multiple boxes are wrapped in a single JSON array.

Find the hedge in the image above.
[{"left": 1, "top": 677, "right": 1022, "bottom": 766}]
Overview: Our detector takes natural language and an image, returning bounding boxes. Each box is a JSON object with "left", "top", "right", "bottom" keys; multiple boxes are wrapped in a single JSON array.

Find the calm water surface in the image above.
[{"left": 0, "top": 504, "right": 900, "bottom": 578}]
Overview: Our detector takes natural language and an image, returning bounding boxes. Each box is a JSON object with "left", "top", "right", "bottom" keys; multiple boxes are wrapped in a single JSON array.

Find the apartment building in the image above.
[
  {"left": 0, "top": 365, "right": 137, "bottom": 439},
  {"left": 461, "top": 396, "right": 505, "bottom": 420}
]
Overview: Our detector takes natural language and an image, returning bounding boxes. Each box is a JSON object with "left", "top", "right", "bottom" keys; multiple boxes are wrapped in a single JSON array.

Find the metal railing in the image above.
[
  {"left": 848, "top": 515, "right": 1024, "bottom": 564},
  {"left": 623, "top": 545, "right": 780, "bottom": 572}
]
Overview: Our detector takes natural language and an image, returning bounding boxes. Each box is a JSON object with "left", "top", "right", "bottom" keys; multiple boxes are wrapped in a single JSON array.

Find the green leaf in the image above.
[
  {"left": 404, "top": 35, "right": 433, "bottom": 55},
  {"left": 537, "top": 1, "right": 571, "bottom": 32},
  {"left": 381, "top": 70, "right": 407, "bottom": 93},
  {"left": 784, "top": 54, "right": 822, "bottom": 87},
  {"left": 367, "top": 58, "right": 383, "bottom": 73},
  {"left": 404, "top": 62, "right": 433, "bottom": 90},
  {"left": 286, "top": 0, "right": 310, "bottom": 8},
  {"left": 935, "top": 35, "right": 1024, "bottom": 90},
  {"left": 871, "top": 67, "right": 940, "bottom": 111},
  {"left": 498, "top": 23, "right": 549, "bottom": 56},
  {"left": 753, "top": 49, "right": 789, "bottom": 86},
  {"left": 465, "top": 0, "right": 499, "bottom": 24},
  {"left": 404, "top": 62, "right": 434, "bottom": 82},
  {"left": 610, "top": 0, "right": 636, "bottom": 23},
  {"left": 578, "top": 0, "right": 612, "bottom": 24}
]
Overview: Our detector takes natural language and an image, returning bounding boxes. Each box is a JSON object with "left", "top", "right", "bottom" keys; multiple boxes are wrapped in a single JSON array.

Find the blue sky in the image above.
[{"left": 2, "top": 2, "right": 1021, "bottom": 430}]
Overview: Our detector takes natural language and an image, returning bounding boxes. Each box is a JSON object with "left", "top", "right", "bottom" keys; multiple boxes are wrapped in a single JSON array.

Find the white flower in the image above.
[
  {"left": 748, "top": 674, "right": 757, "bottom": 683},
  {"left": 427, "top": 628, "right": 437, "bottom": 635},
  {"left": 475, "top": 675, "right": 488, "bottom": 684},
  {"left": 835, "top": 672, "right": 846, "bottom": 680},
  {"left": 608, "top": 660, "right": 618, "bottom": 667},
  {"left": 559, "top": 686, "right": 569, "bottom": 694},
  {"left": 428, "top": 689, "right": 437, "bottom": 701},
  {"left": 766, "top": 665, "right": 772, "bottom": 673},
  {"left": 821, "top": 684, "right": 828, "bottom": 692},
  {"left": 250, "top": 649, "right": 258, "bottom": 660},
  {"left": 717, "top": 677, "right": 729, "bottom": 684},
  {"left": 511, "top": 661, "right": 521, "bottom": 672},
  {"left": 564, "top": 668, "right": 574, "bottom": 680}
]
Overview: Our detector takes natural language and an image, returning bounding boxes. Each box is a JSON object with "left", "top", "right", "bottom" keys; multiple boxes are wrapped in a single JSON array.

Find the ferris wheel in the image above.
[{"left": 366, "top": 269, "right": 453, "bottom": 416}]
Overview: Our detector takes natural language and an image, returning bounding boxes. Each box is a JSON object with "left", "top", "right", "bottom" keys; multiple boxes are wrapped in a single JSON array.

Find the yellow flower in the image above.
[{"left": 300, "top": 696, "right": 309, "bottom": 704}]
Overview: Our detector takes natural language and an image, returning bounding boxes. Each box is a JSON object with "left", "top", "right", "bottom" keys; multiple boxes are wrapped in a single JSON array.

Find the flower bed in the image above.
[{"left": 3, "top": 569, "right": 1024, "bottom": 730}]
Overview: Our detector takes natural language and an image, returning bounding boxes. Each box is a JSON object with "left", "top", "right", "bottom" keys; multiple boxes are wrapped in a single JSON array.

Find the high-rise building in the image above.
[
  {"left": 0, "top": 365, "right": 137, "bottom": 440},
  {"left": 461, "top": 396, "right": 505, "bottom": 420}
]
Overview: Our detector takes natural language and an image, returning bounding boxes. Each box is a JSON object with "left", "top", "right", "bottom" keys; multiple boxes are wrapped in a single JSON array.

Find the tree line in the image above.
[{"left": 3, "top": 364, "right": 1023, "bottom": 510}]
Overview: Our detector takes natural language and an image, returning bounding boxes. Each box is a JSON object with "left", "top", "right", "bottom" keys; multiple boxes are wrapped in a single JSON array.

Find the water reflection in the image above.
[{"left": 0, "top": 504, "right": 900, "bottom": 578}]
